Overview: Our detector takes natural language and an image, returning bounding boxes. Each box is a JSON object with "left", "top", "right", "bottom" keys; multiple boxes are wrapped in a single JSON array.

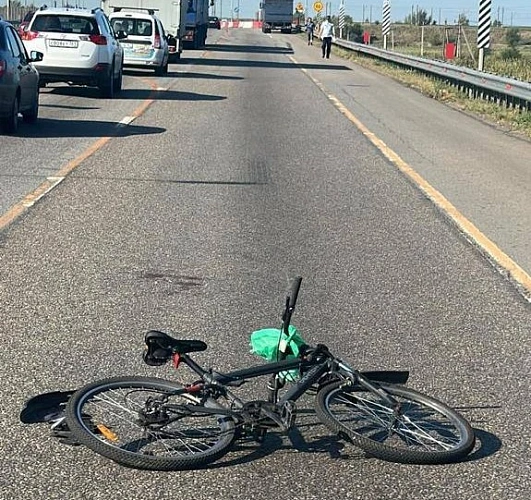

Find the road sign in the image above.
[
  {"left": 338, "top": 0, "right": 345, "bottom": 29},
  {"left": 478, "top": 0, "right": 491, "bottom": 49},
  {"left": 296, "top": 2, "right": 304, "bottom": 12},
  {"left": 382, "top": 0, "right": 391, "bottom": 37},
  {"left": 313, "top": 1, "right": 323, "bottom": 13}
]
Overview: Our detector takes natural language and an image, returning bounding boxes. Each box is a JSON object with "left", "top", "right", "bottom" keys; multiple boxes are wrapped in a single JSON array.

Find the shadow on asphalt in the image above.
[
  {"left": 206, "top": 426, "right": 502, "bottom": 470},
  {"left": 167, "top": 71, "right": 244, "bottom": 80},
  {"left": 204, "top": 43, "right": 294, "bottom": 55},
  {"left": 462, "top": 428, "right": 503, "bottom": 462},
  {"left": 182, "top": 57, "right": 351, "bottom": 71},
  {"left": 205, "top": 431, "right": 353, "bottom": 470},
  {"left": 17, "top": 118, "right": 165, "bottom": 138},
  {"left": 45, "top": 86, "right": 226, "bottom": 101},
  {"left": 40, "top": 103, "right": 101, "bottom": 111},
  {"left": 123, "top": 68, "right": 243, "bottom": 80}
]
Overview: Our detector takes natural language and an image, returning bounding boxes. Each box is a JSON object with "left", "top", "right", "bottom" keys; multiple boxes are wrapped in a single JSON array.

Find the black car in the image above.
[
  {"left": 0, "top": 17, "right": 43, "bottom": 134},
  {"left": 208, "top": 16, "right": 221, "bottom": 29}
]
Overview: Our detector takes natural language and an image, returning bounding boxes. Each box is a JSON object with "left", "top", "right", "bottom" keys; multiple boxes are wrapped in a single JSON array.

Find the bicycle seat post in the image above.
[{"left": 267, "top": 374, "right": 284, "bottom": 404}]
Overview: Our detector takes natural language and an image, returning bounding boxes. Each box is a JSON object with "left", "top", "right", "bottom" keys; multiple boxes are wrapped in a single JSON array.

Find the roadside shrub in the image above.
[
  {"left": 505, "top": 28, "right": 521, "bottom": 47},
  {"left": 500, "top": 47, "right": 521, "bottom": 60},
  {"left": 427, "top": 30, "right": 443, "bottom": 47}
]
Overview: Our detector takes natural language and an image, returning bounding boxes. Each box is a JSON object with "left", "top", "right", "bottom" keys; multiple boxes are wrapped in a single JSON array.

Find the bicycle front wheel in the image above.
[
  {"left": 65, "top": 376, "right": 236, "bottom": 471},
  {"left": 315, "top": 381, "right": 475, "bottom": 464}
]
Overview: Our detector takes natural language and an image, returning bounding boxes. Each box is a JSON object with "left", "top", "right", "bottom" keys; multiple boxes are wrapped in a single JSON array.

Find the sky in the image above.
[{"left": 2, "top": 1, "right": 531, "bottom": 26}]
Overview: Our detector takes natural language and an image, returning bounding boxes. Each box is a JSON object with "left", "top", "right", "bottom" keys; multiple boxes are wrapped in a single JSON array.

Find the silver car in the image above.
[
  {"left": 109, "top": 9, "right": 169, "bottom": 76},
  {"left": 0, "top": 18, "right": 43, "bottom": 134}
]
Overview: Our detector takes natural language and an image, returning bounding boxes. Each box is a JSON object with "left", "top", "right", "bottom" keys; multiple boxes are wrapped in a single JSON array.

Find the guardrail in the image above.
[{"left": 333, "top": 38, "right": 531, "bottom": 111}]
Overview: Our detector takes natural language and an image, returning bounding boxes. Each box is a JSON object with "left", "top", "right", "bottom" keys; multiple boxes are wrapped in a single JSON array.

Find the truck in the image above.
[
  {"left": 260, "top": 0, "right": 294, "bottom": 34},
  {"left": 100, "top": 0, "right": 188, "bottom": 60},
  {"left": 183, "top": 0, "right": 210, "bottom": 49}
]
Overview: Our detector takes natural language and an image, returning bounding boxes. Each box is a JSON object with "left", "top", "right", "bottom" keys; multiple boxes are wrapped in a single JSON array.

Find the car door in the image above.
[
  {"left": 5, "top": 26, "right": 37, "bottom": 111},
  {"left": 0, "top": 26, "right": 15, "bottom": 113},
  {"left": 101, "top": 15, "right": 121, "bottom": 76},
  {"left": 157, "top": 19, "right": 169, "bottom": 63}
]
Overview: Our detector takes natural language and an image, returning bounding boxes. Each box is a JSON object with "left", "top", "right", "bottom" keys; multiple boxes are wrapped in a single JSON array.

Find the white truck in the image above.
[
  {"left": 100, "top": 0, "right": 188, "bottom": 60},
  {"left": 183, "top": 0, "right": 209, "bottom": 50},
  {"left": 260, "top": 0, "right": 294, "bottom": 34}
]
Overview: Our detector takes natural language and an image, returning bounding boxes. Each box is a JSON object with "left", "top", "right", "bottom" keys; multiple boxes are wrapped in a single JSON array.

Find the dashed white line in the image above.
[
  {"left": 22, "top": 177, "right": 65, "bottom": 207},
  {"left": 118, "top": 116, "right": 136, "bottom": 126}
]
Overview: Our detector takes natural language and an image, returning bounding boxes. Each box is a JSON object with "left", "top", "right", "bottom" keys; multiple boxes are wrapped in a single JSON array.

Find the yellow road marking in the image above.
[
  {"left": 0, "top": 79, "right": 158, "bottom": 231},
  {"left": 290, "top": 55, "right": 531, "bottom": 300}
]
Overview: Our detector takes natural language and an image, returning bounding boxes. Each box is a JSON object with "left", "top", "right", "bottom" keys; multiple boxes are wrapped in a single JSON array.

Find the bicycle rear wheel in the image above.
[
  {"left": 65, "top": 376, "right": 236, "bottom": 470},
  {"left": 315, "top": 381, "right": 475, "bottom": 464}
]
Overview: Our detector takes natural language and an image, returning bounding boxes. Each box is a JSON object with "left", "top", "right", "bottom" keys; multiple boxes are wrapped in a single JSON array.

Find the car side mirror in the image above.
[
  {"left": 30, "top": 50, "right": 44, "bottom": 62},
  {"left": 115, "top": 30, "right": 127, "bottom": 40}
]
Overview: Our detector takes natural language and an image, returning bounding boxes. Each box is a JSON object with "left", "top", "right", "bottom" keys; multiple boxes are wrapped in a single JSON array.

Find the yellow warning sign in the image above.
[
  {"left": 313, "top": 1, "right": 323, "bottom": 13},
  {"left": 296, "top": 2, "right": 304, "bottom": 12}
]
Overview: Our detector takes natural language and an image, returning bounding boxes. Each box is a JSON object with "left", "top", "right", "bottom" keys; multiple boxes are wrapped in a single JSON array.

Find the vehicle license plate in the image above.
[{"left": 48, "top": 39, "right": 78, "bottom": 48}]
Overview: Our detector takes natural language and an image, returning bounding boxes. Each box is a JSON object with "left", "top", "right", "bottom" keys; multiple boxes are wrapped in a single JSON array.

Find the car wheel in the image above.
[
  {"left": 2, "top": 95, "right": 20, "bottom": 134},
  {"left": 22, "top": 90, "right": 39, "bottom": 124},
  {"left": 99, "top": 66, "right": 115, "bottom": 98}
]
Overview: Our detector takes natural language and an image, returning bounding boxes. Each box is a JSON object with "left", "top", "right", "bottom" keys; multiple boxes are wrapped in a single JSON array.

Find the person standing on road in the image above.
[
  {"left": 319, "top": 16, "right": 335, "bottom": 59},
  {"left": 305, "top": 17, "right": 315, "bottom": 45}
]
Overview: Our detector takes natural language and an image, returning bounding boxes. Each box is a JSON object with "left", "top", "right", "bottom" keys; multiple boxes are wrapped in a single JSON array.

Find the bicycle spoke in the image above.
[
  {"left": 327, "top": 388, "right": 466, "bottom": 453},
  {"left": 77, "top": 386, "right": 230, "bottom": 458}
]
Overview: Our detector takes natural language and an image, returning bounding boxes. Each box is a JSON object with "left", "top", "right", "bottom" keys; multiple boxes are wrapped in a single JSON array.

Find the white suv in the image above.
[
  {"left": 108, "top": 8, "right": 169, "bottom": 76},
  {"left": 22, "top": 6, "right": 124, "bottom": 97}
]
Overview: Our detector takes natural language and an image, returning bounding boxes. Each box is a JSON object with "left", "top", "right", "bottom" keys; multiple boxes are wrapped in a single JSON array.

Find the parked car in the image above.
[
  {"left": 21, "top": 6, "right": 125, "bottom": 97},
  {"left": 0, "top": 17, "right": 43, "bottom": 134},
  {"left": 208, "top": 16, "right": 221, "bottom": 29},
  {"left": 108, "top": 8, "right": 169, "bottom": 76}
]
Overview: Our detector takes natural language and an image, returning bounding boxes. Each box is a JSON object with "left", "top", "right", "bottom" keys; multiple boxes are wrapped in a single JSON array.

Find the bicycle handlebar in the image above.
[
  {"left": 289, "top": 276, "right": 302, "bottom": 310},
  {"left": 282, "top": 276, "right": 302, "bottom": 334}
]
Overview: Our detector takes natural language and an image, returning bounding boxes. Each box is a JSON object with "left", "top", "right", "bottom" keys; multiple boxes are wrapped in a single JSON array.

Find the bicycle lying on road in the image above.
[{"left": 43, "top": 277, "right": 476, "bottom": 470}]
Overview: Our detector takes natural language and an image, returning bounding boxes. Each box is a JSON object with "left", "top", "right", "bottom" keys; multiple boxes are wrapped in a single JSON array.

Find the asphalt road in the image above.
[{"left": 0, "top": 28, "right": 530, "bottom": 500}]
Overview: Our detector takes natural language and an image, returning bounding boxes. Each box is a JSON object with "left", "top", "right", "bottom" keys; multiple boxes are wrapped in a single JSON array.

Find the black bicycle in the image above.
[{"left": 64, "top": 277, "right": 476, "bottom": 470}]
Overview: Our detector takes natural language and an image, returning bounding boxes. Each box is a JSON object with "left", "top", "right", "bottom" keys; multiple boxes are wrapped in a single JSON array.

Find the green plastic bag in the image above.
[
  {"left": 250, "top": 325, "right": 306, "bottom": 361},
  {"left": 250, "top": 326, "right": 307, "bottom": 382}
]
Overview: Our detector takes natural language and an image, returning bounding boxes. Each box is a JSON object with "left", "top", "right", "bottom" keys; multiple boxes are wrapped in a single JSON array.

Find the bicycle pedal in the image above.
[
  {"left": 50, "top": 424, "right": 82, "bottom": 446},
  {"left": 281, "top": 401, "right": 296, "bottom": 429}
]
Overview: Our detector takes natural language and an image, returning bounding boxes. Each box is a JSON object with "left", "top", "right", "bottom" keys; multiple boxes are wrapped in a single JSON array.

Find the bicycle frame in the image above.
[
  {"left": 142, "top": 276, "right": 409, "bottom": 430},
  {"left": 178, "top": 351, "right": 332, "bottom": 408}
]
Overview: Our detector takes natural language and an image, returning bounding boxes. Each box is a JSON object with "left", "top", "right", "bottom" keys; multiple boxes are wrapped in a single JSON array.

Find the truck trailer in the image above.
[
  {"left": 183, "top": 0, "right": 210, "bottom": 49},
  {"left": 100, "top": 0, "right": 188, "bottom": 60},
  {"left": 260, "top": 0, "right": 294, "bottom": 34}
]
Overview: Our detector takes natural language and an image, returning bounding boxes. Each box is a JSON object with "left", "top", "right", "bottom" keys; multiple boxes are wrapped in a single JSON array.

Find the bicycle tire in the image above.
[
  {"left": 65, "top": 376, "right": 236, "bottom": 471},
  {"left": 315, "top": 381, "right": 475, "bottom": 464}
]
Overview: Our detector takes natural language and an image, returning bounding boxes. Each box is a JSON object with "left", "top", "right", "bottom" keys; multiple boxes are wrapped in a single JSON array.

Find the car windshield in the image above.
[
  {"left": 31, "top": 15, "right": 98, "bottom": 35},
  {"left": 111, "top": 18, "right": 152, "bottom": 37}
]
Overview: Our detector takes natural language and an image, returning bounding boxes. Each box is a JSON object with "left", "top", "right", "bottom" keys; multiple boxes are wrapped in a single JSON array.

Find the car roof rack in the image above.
[{"left": 111, "top": 6, "right": 159, "bottom": 15}]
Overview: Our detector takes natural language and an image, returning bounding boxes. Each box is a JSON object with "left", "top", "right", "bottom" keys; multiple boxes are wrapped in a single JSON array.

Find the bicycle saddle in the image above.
[{"left": 143, "top": 330, "right": 208, "bottom": 366}]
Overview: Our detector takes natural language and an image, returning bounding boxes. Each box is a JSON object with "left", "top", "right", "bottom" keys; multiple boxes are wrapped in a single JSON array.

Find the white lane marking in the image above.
[
  {"left": 118, "top": 116, "right": 136, "bottom": 126},
  {"left": 22, "top": 177, "right": 65, "bottom": 207}
]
